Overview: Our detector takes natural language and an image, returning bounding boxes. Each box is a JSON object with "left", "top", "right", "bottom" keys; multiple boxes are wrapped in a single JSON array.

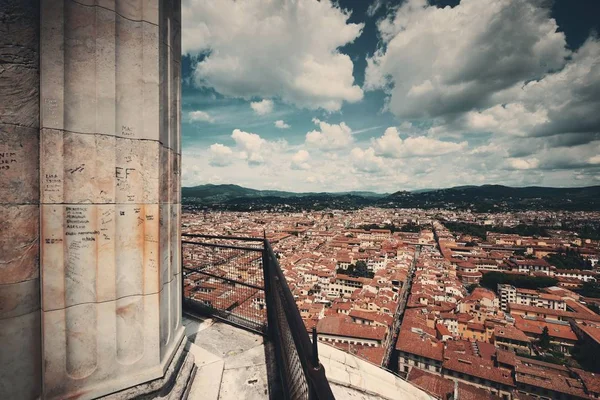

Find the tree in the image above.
[
  {"left": 480, "top": 271, "right": 558, "bottom": 292},
  {"left": 354, "top": 261, "right": 370, "bottom": 278},
  {"left": 337, "top": 260, "right": 374, "bottom": 279},
  {"left": 545, "top": 248, "right": 592, "bottom": 270},
  {"left": 539, "top": 326, "right": 551, "bottom": 349},
  {"left": 466, "top": 284, "right": 478, "bottom": 294},
  {"left": 588, "top": 303, "right": 600, "bottom": 315},
  {"left": 579, "top": 281, "right": 600, "bottom": 298}
]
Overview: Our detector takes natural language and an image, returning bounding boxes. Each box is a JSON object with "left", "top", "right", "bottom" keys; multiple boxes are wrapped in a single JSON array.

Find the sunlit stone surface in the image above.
[{"left": 0, "top": 1, "right": 183, "bottom": 399}]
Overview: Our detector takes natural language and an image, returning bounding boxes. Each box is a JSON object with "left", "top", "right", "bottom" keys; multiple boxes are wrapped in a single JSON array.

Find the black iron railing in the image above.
[
  {"left": 182, "top": 234, "right": 266, "bottom": 333},
  {"left": 182, "top": 234, "right": 335, "bottom": 400}
]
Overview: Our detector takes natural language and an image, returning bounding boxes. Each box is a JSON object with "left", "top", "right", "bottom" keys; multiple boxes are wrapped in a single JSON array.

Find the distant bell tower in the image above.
[{"left": 0, "top": 1, "right": 187, "bottom": 399}]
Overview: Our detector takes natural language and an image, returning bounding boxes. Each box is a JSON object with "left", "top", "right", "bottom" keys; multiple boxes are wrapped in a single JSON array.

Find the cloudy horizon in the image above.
[{"left": 180, "top": 0, "right": 600, "bottom": 192}]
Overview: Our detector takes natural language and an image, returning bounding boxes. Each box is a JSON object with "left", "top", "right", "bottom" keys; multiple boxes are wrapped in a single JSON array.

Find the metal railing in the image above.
[
  {"left": 182, "top": 234, "right": 266, "bottom": 333},
  {"left": 182, "top": 234, "right": 335, "bottom": 400}
]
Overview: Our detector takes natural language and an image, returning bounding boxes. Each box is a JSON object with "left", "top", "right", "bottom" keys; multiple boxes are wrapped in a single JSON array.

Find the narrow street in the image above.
[{"left": 383, "top": 244, "right": 421, "bottom": 370}]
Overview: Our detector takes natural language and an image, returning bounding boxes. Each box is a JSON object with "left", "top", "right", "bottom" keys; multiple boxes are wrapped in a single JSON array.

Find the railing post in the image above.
[
  {"left": 312, "top": 327, "right": 319, "bottom": 367},
  {"left": 262, "top": 232, "right": 272, "bottom": 337}
]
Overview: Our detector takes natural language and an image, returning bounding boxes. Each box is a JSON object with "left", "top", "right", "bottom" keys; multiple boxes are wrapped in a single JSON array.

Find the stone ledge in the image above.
[{"left": 99, "top": 337, "right": 196, "bottom": 400}]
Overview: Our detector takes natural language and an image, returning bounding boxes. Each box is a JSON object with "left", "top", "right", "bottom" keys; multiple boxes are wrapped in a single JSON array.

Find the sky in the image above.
[{"left": 180, "top": 0, "right": 600, "bottom": 193}]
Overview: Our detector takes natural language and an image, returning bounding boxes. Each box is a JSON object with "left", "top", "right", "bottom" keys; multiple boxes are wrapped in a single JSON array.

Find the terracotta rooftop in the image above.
[
  {"left": 442, "top": 354, "right": 514, "bottom": 387},
  {"left": 396, "top": 328, "right": 443, "bottom": 362},
  {"left": 407, "top": 368, "right": 501, "bottom": 400},
  {"left": 317, "top": 316, "right": 387, "bottom": 341},
  {"left": 494, "top": 324, "right": 531, "bottom": 343}
]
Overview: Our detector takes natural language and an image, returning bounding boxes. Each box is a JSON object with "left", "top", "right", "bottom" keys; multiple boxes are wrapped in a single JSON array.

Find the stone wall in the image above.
[
  {"left": 0, "top": 1, "right": 183, "bottom": 399},
  {"left": 0, "top": 0, "right": 42, "bottom": 398}
]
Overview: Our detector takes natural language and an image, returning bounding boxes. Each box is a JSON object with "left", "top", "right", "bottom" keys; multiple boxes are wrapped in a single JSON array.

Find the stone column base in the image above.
[{"left": 99, "top": 338, "right": 196, "bottom": 400}]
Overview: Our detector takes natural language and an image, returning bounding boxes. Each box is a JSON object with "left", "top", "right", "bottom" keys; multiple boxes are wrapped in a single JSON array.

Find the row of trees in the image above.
[
  {"left": 544, "top": 248, "right": 593, "bottom": 270},
  {"left": 480, "top": 271, "right": 558, "bottom": 291},
  {"left": 443, "top": 221, "right": 550, "bottom": 240},
  {"left": 578, "top": 281, "right": 600, "bottom": 298},
  {"left": 359, "top": 222, "right": 425, "bottom": 233},
  {"left": 336, "top": 260, "right": 374, "bottom": 279}
]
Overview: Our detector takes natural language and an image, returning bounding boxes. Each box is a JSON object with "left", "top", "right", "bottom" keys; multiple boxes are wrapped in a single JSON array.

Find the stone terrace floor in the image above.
[{"left": 182, "top": 314, "right": 435, "bottom": 400}]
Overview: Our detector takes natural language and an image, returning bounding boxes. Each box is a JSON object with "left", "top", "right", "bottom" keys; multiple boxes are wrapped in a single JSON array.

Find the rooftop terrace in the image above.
[{"left": 182, "top": 314, "right": 436, "bottom": 400}]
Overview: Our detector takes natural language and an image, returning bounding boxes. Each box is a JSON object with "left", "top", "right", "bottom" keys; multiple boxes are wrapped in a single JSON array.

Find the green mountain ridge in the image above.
[
  {"left": 182, "top": 184, "right": 388, "bottom": 203},
  {"left": 182, "top": 184, "right": 600, "bottom": 212}
]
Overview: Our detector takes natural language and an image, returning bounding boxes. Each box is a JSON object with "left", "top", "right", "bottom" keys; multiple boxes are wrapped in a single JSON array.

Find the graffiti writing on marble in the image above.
[
  {"left": 65, "top": 206, "right": 98, "bottom": 240},
  {"left": 44, "top": 98, "right": 58, "bottom": 123},
  {"left": 67, "top": 164, "right": 85, "bottom": 174},
  {"left": 0, "top": 151, "right": 18, "bottom": 171},
  {"left": 100, "top": 208, "right": 114, "bottom": 241},
  {"left": 44, "top": 173, "right": 62, "bottom": 193},
  {"left": 121, "top": 125, "right": 133, "bottom": 136},
  {"left": 115, "top": 167, "right": 135, "bottom": 179}
]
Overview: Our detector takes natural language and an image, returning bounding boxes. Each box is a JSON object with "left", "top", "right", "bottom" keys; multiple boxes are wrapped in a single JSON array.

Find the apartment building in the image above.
[{"left": 498, "top": 284, "right": 566, "bottom": 311}]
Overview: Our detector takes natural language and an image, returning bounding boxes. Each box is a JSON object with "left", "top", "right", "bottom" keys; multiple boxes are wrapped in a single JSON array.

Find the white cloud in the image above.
[
  {"left": 183, "top": 0, "right": 364, "bottom": 111},
  {"left": 181, "top": 0, "right": 600, "bottom": 191},
  {"left": 275, "top": 120, "right": 291, "bottom": 129},
  {"left": 589, "top": 155, "right": 600, "bottom": 165},
  {"left": 350, "top": 147, "right": 385, "bottom": 173},
  {"left": 366, "top": 0, "right": 385, "bottom": 17},
  {"left": 372, "top": 127, "right": 467, "bottom": 157},
  {"left": 365, "top": 0, "right": 569, "bottom": 119},
  {"left": 506, "top": 158, "right": 540, "bottom": 170},
  {"left": 455, "top": 38, "right": 600, "bottom": 143},
  {"left": 291, "top": 150, "right": 311, "bottom": 170},
  {"left": 188, "top": 110, "right": 215, "bottom": 123},
  {"left": 232, "top": 129, "right": 268, "bottom": 165},
  {"left": 250, "top": 99, "right": 274, "bottom": 116},
  {"left": 184, "top": 137, "right": 600, "bottom": 192},
  {"left": 209, "top": 143, "right": 234, "bottom": 166},
  {"left": 305, "top": 118, "right": 353, "bottom": 150},
  {"left": 463, "top": 103, "right": 549, "bottom": 137}
]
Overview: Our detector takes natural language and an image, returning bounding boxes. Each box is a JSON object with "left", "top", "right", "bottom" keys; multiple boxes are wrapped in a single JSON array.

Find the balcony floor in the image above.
[
  {"left": 183, "top": 315, "right": 269, "bottom": 400},
  {"left": 183, "top": 314, "right": 434, "bottom": 400}
]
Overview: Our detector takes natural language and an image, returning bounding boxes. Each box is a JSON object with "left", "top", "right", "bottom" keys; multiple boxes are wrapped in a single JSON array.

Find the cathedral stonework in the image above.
[{"left": 0, "top": 1, "right": 184, "bottom": 399}]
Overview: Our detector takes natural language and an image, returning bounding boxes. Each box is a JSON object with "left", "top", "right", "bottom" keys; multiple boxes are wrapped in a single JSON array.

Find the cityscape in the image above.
[
  {"left": 2, "top": 0, "right": 600, "bottom": 399},
  {"left": 182, "top": 203, "right": 600, "bottom": 399}
]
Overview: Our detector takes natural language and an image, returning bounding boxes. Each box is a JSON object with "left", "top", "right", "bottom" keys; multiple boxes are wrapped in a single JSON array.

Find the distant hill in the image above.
[
  {"left": 379, "top": 184, "right": 600, "bottom": 212},
  {"left": 182, "top": 183, "right": 600, "bottom": 212},
  {"left": 182, "top": 184, "right": 387, "bottom": 203}
]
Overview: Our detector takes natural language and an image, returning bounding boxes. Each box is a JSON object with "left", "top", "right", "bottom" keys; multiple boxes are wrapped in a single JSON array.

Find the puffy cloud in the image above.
[
  {"left": 250, "top": 99, "right": 274, "bottom": 116},
  {"left": 373, "top": 127, "right": 467, "bottom": 157},
  {"left": 366, "top": 0, "right": 385, "bottom": 17},
  {"left": 188, "top": 110, "right": 215, "bottom": 123},
  {"left": 506, "top": 157, "right": 540, "bottom": 170},
  {"left": 305, "top": 118, "right": 353, "bottom": 150},
  {"left": 350, "top": 147, "right": 385, "bottom": 173},
  {"left": 208, "top": 144, "right": 234, "bottom": 166},
  {"left": 497, "top": 38, "right": 600, "bottom": 139},
  {"left": 365, "top": 0, "right": 569, "bottom": 119},
  {"left": 291, "top": 150, "right": 311, "bottom": 170},
  {"left": 275, "top": 120, "right": 291, "bottom": 129},
  {"left": 463, "top": 103, "right": 549, "bottom": 137},
  {"left": 231, "top": 129, "right": 268, "bottom": 165},
  {"left": 532, "top": 141, "right": 600, "bottom": 170},
  {"left": 457, "top": 38, "right": 600, "bottom": 143},
  {"left": 183, "top": 0, "right": 363, "bottom": 111},
  {"left": 207, "top": 129, "right": 290, "bottom": 168}
]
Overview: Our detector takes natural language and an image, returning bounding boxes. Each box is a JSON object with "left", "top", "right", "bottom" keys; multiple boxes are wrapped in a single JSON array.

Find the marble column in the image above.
[
  {"left": 38, "top": 0, "right": 183, "bottom": 398},
  {"left": 0, "top": 1, "right": 42, "bottom": 399},
  {"left": 4, "top": 1, "right": 182, "bottom": 399}
]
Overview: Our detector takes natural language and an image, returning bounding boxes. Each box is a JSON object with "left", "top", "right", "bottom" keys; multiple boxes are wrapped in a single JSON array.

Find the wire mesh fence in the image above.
[{"left": 182, "top": 235, "right": 267, "bottom": 333}]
